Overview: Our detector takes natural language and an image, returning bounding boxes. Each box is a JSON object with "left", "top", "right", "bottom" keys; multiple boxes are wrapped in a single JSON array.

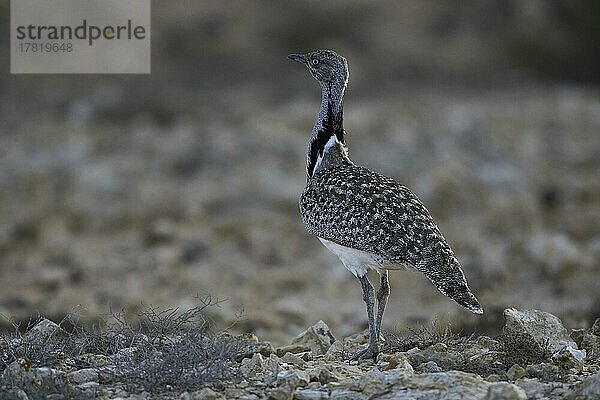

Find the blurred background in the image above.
[{"left": 0, "top": 1, "right": 598, "bottom": 344}]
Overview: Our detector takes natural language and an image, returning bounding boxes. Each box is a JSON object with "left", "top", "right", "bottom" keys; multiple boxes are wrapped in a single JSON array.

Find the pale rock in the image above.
[
  {"left": 68, "top": 368, "right": 99, "bottom": 384},
  {"left": 485, "top": 382, "right": 527, "bottom": 400},
  {"left": 291, "top": 321, "right": 336, "bottom": 356},
  {"left": 276, "top": 344, "right": 310, "bottom": 357},
  {"left": 241, "top": 353, "right": 265, "bottom": 376},
  {"left": 1, "top": 362, "right": 68, "bottom": 397},
  {"left": 506, "top": 364, "right": 526, "bottom": 380},
  {"left": 24, "top": 319, "right": 68, "bottom": 343},
  {"left": 294, "top": 388, "right": 329, "bottom": 400},
  {"left": 525, "top": 363, "right": 559, "bottom": 380},
  {"left": 376, "top": 353, "right": 413, "bottom": 373},
  {"left": 183, "top": 387, "right": 225, "bottom": 400},
  {"left": 580, "top": 333, "right": 600, "bottom": 359},
  {"left": 298, "top": 351, "right": 313, "bottom": 361},
  {"left": 324, "top": 340, "right": 344, "bottom": 360},
  {"left": 329, "top": 389, "right": 366, "bottom": 400},
  {"left": 552, "top": 347, "right": 585, "bottom": 369},
  {"left": 74, "top": 381, "right": 100, "bottom": 397},
  {"left": 503, "top": 309, "right": 585, "bottom": 367},
  {"left": 577, "top": 372, "right": 600, "bottom": 400},
  {"left": 281, "top": 352, "right": 306, "bottom": 368},
  {"left": 276, "top": 369, "right": 310, "bottom": 389},
  {"left": 331, "top": 370, "right": 491, "bottom": 400},
  {"left": 224, "top": 387, "right": 257, "bottom": 400},
  {"left": 0, "top": 388, "right": 29, "bottom": 400},
  {"left": 307, "top": 365, "right": 340, "bottom": 384},
  {"left": 418, "top": 361, "right": 441, "bottom": 373}
]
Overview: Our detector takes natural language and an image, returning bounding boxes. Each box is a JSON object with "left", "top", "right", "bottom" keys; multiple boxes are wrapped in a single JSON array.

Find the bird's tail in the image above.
[
  {"left": 442, "top": 278, "right": 483, "bottom": 314},
  {"left": 418, "top": 246, "right": 483, "bottom": 314}
]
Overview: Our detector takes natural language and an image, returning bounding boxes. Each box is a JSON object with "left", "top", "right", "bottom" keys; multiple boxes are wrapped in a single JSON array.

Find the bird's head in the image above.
[{"left": 288, "top": 49, "right": 348, "bottom": 86}]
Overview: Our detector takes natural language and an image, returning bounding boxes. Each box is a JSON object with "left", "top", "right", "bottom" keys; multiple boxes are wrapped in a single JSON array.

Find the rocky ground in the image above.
[{"left": 1, "top": 307, "right": 599, "bottom": 399}]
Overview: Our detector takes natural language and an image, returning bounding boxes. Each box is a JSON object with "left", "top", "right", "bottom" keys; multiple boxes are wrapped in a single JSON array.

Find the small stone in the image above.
[
  {"left": 75, "top": 382, "right": 100, "bottom": 396},
  {"left": 325, "top": 340, "right": 344, "bottom": 360},
  {"left": 552, "top": 347, "right": 585, "bottom": 370},
  {"left": 259, "top": 342, "right": 276, "bottom": 357},
  {"left": 0, "top": 388, "right": 29, "bottom": 400},
  {"left": 298, "top": 351, "right": 313, "bottom": 361},
  {"left": 581, "top": 333, "right": 600, "bottom": 359},
  {"left": 241, "top": 353, "right": 265, "bottom": 376},
  {"left": 486, "top": 374, "right": 501, "bottom": 382},
  {"left": 294, "top": 388, "right": 329, "bottom": 400},
  {"left": 570, "top": 328, "right": 586, "bottom": 347},
  {"left": 266, "top": 386, "right": 292, "bottom": 400},
  {"left": 306, "top": 382, "right": 321, "bottom": 389},
  {"left": 224, "top": 388, "right": 253, "bottom": 400},
  {"left": 69, "top": 368, "right": 99, "bottom": 384},
  {"left": 237, "top": 341, "right": 275, "bottom": 360},
  {"left": 2, "top": 362, "right": 68, "bottom": 397},
  {"left": 377, "top": 361, "right": 390, "bottom": 370},
  {"left": 386, "top": 353, "right": 413, "bottom": 372},
  {"left": 111, "top": 346, "right": 136, "bottom": 362},
  {"left": 276, "top": 370, "right": 310, "bottom": 389},
  {"left": 308, "top": 365, "right": 339, "bottom": 384},
  {"left": 276, "top": 344, "right": 310, "bottom": 357},
  {"left": 418, "top": 361, "right": 441, "bottom": 373},
  {"left": 291, "top": 321, "right": 336, "bottom": 356},
  {"left": 506, "top": 364, "right": 526, "bottom": 380},
  {"left": 525, "top": 363, "right": 560, "bottom": 380},
  {"left": 186, "top": 387, "right": 225, "bottom": 400},
  {"left": 264, "top": 353, "right": 283, "bottom": 375},
  {"left": 24, "top": 319, "right": 68, "bottom": 343},
  {"left": 330, "top": 389, "right": 366, "bottom": 400},
  {"left": 281, "top": 352, "right": 306, "bottom": 368},
  {"left": 432, "top": 342, "right": 449, "bottom": 352},
  {"left": 578, "top": 372, "right": 600, "bottom": 399},
  {"left": 485, "top": 382, "right": 527, "bottom": 400}
]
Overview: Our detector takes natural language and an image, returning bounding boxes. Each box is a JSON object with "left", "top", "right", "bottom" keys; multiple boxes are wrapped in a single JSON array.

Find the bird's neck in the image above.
[
  {"left": 316, "top": 80, "right": 344, "bottom": 132},
  {"left": 306, "top": 78, "right": 347, "bottom": 178}
]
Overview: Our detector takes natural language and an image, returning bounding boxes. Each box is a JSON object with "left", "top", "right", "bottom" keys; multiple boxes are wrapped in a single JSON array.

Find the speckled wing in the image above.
[{"left": 300, "top": 162, "right": 483, "bottom": 314}]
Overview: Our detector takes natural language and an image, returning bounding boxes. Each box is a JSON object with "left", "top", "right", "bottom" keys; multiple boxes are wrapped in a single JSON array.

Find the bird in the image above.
[{"left": 288, "top": 49, "right": 483, "bottom": 360}]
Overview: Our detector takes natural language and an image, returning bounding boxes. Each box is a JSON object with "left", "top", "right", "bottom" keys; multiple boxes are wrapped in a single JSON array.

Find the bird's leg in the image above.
[
  {"left": 375, "top": 270, "right": 390, "bottom": 343},
  {"left": 349, "top": 274, "right": 378, "bottom": 360}
]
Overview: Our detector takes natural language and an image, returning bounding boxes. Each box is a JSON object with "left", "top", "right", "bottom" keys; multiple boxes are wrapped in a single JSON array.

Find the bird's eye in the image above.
[{"left": 312, "top": 58, "right": 319, "bottom": 65}]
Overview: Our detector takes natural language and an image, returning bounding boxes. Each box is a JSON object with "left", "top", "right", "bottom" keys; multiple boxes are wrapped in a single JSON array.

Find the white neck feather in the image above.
[{"left": 312, "top": 135, "right": 341, "bottom": 175}]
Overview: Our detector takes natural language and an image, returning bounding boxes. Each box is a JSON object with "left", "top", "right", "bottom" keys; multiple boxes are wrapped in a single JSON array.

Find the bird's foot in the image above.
[{"left": 348, "top": 344, "right": 378, "bottom": 361}]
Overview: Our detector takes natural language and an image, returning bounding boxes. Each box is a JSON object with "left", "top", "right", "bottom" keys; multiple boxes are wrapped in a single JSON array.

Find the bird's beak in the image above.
[{"left": 287, "top": 53, "right": 308, "bottom": 64}]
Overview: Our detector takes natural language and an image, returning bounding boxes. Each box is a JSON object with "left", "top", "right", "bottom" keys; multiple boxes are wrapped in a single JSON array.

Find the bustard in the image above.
[{"left": 289, "top": 49, "right": 483, "bottom": 360}]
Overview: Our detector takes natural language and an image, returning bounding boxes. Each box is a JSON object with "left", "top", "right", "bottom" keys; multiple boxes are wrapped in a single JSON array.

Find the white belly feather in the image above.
[{"left": 318, "top": 238, "right": 385, "bottom": 277}]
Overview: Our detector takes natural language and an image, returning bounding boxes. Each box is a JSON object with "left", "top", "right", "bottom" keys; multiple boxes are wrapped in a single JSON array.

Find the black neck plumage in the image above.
[{"left": 306, "top": 81, "right": 346, "bottom": 178}]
